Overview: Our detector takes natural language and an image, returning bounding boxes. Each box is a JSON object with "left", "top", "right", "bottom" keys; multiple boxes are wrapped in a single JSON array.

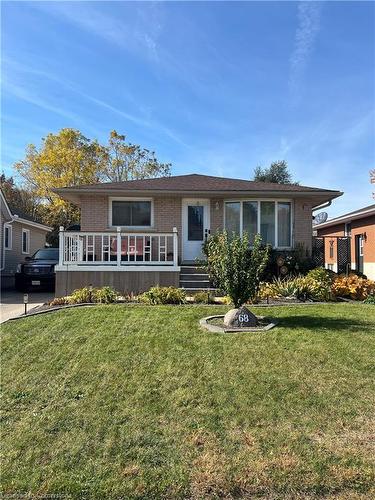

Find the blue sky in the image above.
[{"left": 2, "top": 1, "right": 374, "bottom": 217}]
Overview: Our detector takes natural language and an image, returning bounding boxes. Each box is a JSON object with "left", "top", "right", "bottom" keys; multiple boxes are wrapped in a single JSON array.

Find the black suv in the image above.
[{"left": 15, "top": 248, "right": 59, "bottom": 292}]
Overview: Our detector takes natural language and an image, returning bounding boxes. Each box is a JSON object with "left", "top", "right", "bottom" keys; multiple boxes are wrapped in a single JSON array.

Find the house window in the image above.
[
  {"left": 277, "top": 202, "right": 291, "bottom": 247},
  {"left": 243, "top": 201, "right": 258, "bottom": 244},
  {"left": 359, "top": 235, "right": 364, "bottom": 257},
  {"left": 22, "top": 228, "right": 30, "bottom": 254},
  {"left": 110, "top": 199, "right": 152, "bottom": 227},
  {"left": 225, "top": 202, "right": 241, "bottom": 235},
  {"left": 224, "top": 200, "right": 292, "bottom": 248},
  {"left": 4, "top": 224, "right": 12, "bottom": 250}
]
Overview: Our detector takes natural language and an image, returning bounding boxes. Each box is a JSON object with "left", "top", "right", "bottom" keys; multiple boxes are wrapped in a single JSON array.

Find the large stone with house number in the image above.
[{"left": 223, "top": 306, "right": 258, "bottom": 328}]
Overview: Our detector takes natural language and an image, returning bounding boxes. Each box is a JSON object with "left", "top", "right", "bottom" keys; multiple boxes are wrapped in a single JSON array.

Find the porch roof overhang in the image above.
[{"left": 54, "top": 187, "right": 342, "bottom": 208}]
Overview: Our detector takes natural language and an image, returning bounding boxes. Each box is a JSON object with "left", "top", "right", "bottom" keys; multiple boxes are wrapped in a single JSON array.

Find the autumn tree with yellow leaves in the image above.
[{"left": 13, "top": 128, "right": 171, "bottom": 241}]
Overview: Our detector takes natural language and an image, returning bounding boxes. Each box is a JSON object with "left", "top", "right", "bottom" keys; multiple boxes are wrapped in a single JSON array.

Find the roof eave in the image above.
[
  {"left": 13, "top": 217, "right": 53, "bottom": 232},
  {"left": 315, "top": 207, "right": 375, "bottom": 229},
  {"left": 53, "top": 187, "right": 343, "bottom": 206}
]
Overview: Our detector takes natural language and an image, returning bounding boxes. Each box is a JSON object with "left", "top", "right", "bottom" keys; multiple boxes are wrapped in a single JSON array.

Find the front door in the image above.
[
  {"left": 182, "top": 199, "right": 210, "bottom": 262},
  {"left": 355, "top": 234, "right": 364, "bottom": 274}
]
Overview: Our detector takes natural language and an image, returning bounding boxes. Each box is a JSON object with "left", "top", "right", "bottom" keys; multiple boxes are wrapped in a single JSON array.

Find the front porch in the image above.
[
  {"left": 55, "top": 227, "right": 184, "bottom": 296},
  {"left": 56, "top": 227, "right": 180, "bottom": 271}
]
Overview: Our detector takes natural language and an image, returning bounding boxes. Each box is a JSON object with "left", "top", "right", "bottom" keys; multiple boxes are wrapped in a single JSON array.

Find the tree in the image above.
[
  {"left": 103, "top": 130, "right": 171, "bottom": 182},
  {"left": 203, "top": 232, "right": 270, "bottom": 308},
  {"left": 14, "top": 128, "right": 106, "bottom": 229},
  {"left": 0, "top": 174, "right": 42, "bottom": 221},
  {"left": 253, "top": 160, "right": 296, "bottom": 184}
]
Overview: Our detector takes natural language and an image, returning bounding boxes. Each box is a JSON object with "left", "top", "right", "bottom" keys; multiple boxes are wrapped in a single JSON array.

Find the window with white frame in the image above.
[
  {"left": 359, "top": 235, "right": 364, "bottom": 256},
  {"left": 4, "top": 224, "right": 12, "bottom": 249},
  {"left": 110, "top": 199, "right": 152, "bottom": 227},
  {"left": 22, "top": 228, "right": 30, "bottom": 254},
  {"left": 224, "top": 200, "right": 292, "bottom": 247}
]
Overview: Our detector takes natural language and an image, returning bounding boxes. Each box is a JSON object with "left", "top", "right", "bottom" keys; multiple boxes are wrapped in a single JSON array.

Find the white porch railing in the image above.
[{"left": 58, "top": 227, "right": 178, "bottom": 268}]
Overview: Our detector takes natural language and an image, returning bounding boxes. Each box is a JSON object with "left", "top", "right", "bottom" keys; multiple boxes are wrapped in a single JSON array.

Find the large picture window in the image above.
[
  {"left": 224, "top": 200, "right": 292, "bottom": 248},
  {"left": 111, "top": 199, "right": 152, "bottom": 227}
]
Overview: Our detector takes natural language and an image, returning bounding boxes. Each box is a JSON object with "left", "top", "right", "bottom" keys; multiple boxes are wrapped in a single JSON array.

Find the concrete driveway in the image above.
[{"left": 0, "top": 290, "right": 55, "bottom": 323}]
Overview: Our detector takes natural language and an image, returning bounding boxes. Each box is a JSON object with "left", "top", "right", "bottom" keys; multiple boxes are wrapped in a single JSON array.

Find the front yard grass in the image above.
[{"left": 1, "top": 303, "right": 374, "bottom": 498}]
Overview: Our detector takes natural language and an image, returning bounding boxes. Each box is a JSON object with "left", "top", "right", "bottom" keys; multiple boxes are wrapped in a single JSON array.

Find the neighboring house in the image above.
[
  {"left": 0, "top": 190, "right": 52, "bottom": 289},
  {"left": 315, "top": 204, "right": 375, "bottom": 279},
  {"left": 53, "top": 174, "right": 342, "bottom": 295}
]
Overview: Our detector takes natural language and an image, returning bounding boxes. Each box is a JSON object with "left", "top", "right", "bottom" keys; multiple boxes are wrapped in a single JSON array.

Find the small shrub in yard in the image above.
[
  {"left": 139, "top": 286, "right": 186, "bottom": 305},
  {"left": 49, "top": 287, "right": 119, "bottom": 306},
  {"left": 49, "top": 296, "right": 70, "bottom": 306},
  {"left": 69, "top": 287, "right": 96, "bottom": 304},
  {"left": 193, "top": 291, "right": 216, "bottom": 304},
  {"left": 203, "top": 231, "right": 269, "bottom": 308},
  {"left": 92, "top": 286, "right": 118, "bottom": 304},
  {"left": 332, "top": 274, "right": 375, "bottom": 301},
  {"left": 306, "top": 267, "right": 333, "bottom": 301},
  {"left": 258, "top": 274, "right": 327, "bottom": 302}
]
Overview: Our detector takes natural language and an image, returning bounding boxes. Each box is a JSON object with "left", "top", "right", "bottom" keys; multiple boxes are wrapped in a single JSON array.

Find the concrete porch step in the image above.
[
  {"left": 180, "top": 273, "right": 209, "bottom": 281},
  {"left": 180, "top": 281, "right": 212, "bottom": 289},
  {"left": 180, "top": 266, "right": 207, "bottom": 275}
]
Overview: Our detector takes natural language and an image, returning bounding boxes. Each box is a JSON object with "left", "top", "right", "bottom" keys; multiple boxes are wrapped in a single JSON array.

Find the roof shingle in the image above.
[{"left": 55, "top": 173, "right": 340, "bottom": 194}]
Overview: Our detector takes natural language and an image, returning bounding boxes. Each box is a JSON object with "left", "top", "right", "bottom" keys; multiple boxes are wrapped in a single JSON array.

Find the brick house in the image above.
[
  {"left": 54, "top": 174, "right": 342, "bottom": 295},
  {"left": 315, "top": 204, "right": 375, "bottom": 279},
  {"left": 1, "top": 189, "right": 52, "bottom": 289}
]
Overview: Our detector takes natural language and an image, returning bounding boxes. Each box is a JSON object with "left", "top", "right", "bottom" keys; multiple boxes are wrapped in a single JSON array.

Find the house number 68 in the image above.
[{"left": 238, "top": 314, "right": 249, "bottom": 323}]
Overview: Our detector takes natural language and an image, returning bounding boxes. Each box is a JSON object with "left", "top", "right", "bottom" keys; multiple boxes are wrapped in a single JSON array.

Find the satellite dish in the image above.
[{"left": 313, "top": 212, "right": 328, "bottom": 225}]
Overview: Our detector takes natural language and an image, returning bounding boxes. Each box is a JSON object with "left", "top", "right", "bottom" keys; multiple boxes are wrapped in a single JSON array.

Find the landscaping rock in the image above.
[{"left": 223, "top": 306, "right": 258, "bottom": 328}]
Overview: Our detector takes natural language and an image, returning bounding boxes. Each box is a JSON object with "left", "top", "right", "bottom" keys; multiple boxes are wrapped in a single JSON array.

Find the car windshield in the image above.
[{"left": 32, "top": 249, "right": 59, "bottom": 260}]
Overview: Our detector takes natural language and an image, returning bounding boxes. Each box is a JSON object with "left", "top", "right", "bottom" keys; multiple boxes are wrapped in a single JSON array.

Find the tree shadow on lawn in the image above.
[{"left": 277, "top": 315, "right": 373, "bottom": 332}]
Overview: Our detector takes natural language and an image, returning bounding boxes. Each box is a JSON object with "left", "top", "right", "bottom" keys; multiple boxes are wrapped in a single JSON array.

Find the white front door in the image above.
[{"left": 182, "top": 199, "right": 210, "bottom": 262}]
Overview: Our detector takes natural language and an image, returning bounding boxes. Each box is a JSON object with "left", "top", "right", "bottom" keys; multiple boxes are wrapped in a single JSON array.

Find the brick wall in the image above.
[
  {"left": 80, "top": 195, "right": 183, "bottom": 257},
  {"left": 293, "top": 198, "right": 313, "bottom": 254},
  {"left": 79, "top": 195, "right": 315, "bottom": 260},
  {"left": 316, "top": 214, "right": 375, "bottom": 279}
]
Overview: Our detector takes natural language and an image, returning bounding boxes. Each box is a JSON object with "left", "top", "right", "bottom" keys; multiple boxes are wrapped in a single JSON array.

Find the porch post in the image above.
[
  {"left": 173, "top": 227, "right": 178, "bottom": 267},
  {"left": 117, "top": 227, "right": 121, "bottom": 267},
  {"left": 58, "top": 226, "right": 64, "bottom": 266}
]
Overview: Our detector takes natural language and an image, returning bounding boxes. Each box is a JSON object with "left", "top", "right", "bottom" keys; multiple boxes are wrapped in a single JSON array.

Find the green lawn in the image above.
[{"left": 1, "top": 304, "right": 374, "bottom": 499}]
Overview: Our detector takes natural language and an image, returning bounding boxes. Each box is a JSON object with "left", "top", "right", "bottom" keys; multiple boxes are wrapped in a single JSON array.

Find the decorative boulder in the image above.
[{"left": 223, "top": 306, "right": 258, "bottom": 328}]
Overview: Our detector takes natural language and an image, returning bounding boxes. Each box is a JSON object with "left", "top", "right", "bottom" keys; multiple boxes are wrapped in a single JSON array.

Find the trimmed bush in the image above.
[{"left": 139, "top": 286, "right": 186, "bottom": 305}]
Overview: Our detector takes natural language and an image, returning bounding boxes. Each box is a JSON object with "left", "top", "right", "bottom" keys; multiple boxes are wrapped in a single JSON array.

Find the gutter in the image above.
[{"left": 312, "top": 200, "right": 332, "bottom": 212}]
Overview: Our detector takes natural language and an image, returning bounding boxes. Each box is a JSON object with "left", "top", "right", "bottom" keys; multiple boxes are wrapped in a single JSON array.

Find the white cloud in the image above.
[{"left": 289, "top": 2, "right": 321, "bottom": 95}]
